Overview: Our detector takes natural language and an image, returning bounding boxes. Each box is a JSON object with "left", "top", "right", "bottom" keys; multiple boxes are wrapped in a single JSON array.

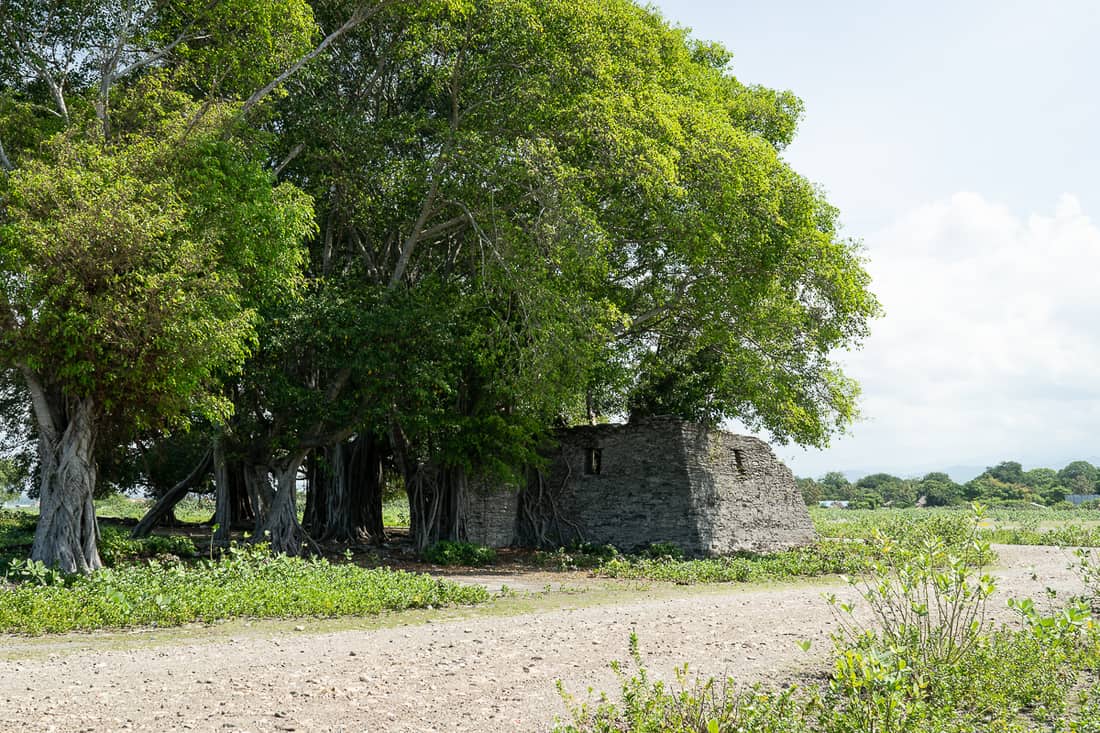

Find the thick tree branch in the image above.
[
  {"left": 388, "top": 153, "right": 447, "bottom": 289},
  {"left": 613, "top": 274, "right": 705, "bottom": 338},
  {"left": 273, "top": 142, "right": 305, "bottom": 177},
  {"left": 131, "top": 449, "right": 214, "bottom": 538},
  {"left": 0, "top": 137, "right": 12, "bottom": 171},
  {"left": 417, "top": 214, "right": 468, "bottom": 242},
  {"left": 18, "top": 365, "right": 58, "bottom": 441}
]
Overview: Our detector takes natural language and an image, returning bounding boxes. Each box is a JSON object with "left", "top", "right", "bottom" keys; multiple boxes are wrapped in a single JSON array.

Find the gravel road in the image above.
[{"left": 0, "top": 544, "right": 1085, "bottom": 732}]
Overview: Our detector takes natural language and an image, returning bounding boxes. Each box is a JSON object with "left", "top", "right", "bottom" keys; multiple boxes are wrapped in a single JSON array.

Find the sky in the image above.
[{"left": 649, "top": 1, "right": 1100, "bottom": 480}]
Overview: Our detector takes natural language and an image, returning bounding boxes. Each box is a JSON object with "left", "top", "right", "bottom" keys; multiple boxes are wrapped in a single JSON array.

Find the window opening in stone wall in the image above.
[
  {"left": 585, "top": 447, "right": 602, "bottom": 475},
  {"left": 733, "top": 448, "right": 746, "bottom": 478}
]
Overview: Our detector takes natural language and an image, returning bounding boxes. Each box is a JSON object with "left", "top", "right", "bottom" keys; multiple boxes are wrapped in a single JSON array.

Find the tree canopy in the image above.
[{"left": 1, "top": 0, "right": 882, "bottom": 564}]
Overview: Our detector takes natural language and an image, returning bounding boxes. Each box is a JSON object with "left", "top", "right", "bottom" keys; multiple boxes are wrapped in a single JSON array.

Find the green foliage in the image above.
[
  {"left": 812, "top": 506, "right": 1100, "bottom": 548},
  {"left": 594, "top": 541, "right": 879, "bottom": 584},
  {"left": 828, "top": 509, "right": 996, "bottom": 684},
  {"left": 422, "top": 540, "right": 497, "bottom": 567},
  {"left": 535, "top": 543, "right": 622, "bottom": 571},
  {"left": 0, "top": 509, "right": 37, "bottom": 572},
  {"left": 640, "top": 542, "right": 684, "bottom": 561},
  {"left": 797, "top": 477, "right": 823, "bottom": 505},
  {"left": 97, "top": 527, "right": 197, "bottom": 566},
  {"left": 807, "top": 458, "right": 1100, "bottom": 510},
  {"left": 0, "top": 543, "right": 489, "bottom": 634},
  {"left": 0, "top": 126, "right": 314, "bottom": 482},
  {"left": 382, "top": 496, "right": 410, "bottom": 527},
  {"left": 555, "top": 633, "right": 805, "bottom": 733}
]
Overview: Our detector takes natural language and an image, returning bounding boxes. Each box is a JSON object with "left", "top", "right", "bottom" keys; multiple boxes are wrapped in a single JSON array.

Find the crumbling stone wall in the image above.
[
  {"left": 511, "top": 417, "right": 815, "bottom": 556},
  {"left": 679, "top": 424, "right": 816, "bottom": 554},
  {"left": 465, "top": 481, "right": 519, "bottom": 547}
]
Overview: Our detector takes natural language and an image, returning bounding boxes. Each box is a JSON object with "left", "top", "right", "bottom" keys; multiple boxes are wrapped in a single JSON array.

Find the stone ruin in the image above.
[{"left": 464, "top": 416, "right": 816, "bottom": 556}]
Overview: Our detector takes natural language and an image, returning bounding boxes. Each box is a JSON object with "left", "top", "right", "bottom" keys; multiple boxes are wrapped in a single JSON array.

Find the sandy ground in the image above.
[{"left": 0, "top": 544, "right": 1086, "bottom": 733}]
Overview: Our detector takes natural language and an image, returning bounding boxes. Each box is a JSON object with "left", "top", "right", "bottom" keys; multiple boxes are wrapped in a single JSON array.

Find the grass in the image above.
[
  {"left": 383, "top": 495, "right": 410, "bottom": 527},
  {"left": 94, "top": 493, "right": 215, "bottom": 524},
  {"left": 592, "top": 541, "right": 881, "bottom": 584},
  {"left": 0, "top": 543, "right": 489, "bottom": 635},
  {"left": 811, "top": 505, "right": 1100, "bottom": 547},
  {"left": 538, "top": 510, "right": 991, "bottom": 585}
]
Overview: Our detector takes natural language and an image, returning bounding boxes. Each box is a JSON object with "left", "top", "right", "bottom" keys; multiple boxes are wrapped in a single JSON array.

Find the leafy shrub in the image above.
[
  {"left": 828, "top": 519, "right": 996, "bottom": 680},
  {"left": 535, "top": 543, "right": 621, "bottom": 571},
  {"left": 640, "top": 542, "right": 684, "bottom": 561},
  {"left": 98, "top": 526, "right": 197, "bottom": 566},
  {"left": 422, "top": 540, "right": 497, "bottom": 567},
  {"left": 0, "top": 542, "right": 489, "bottom": 634}
]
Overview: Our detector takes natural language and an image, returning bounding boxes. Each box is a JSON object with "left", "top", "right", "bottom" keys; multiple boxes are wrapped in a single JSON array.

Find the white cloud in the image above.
[{"left": 787, "top": 192, "right": 1100, "bottom": 478}]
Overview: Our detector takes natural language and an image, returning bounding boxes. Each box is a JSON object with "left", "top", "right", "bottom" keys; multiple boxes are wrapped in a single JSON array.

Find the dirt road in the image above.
[{"left": 0, "top": 545, "right": 1084, "bottom": 732}]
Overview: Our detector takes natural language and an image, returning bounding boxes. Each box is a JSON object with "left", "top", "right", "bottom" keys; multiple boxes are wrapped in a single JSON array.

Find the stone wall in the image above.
[
  {"left": 465, "top": 482, "right": 519, "bottom": 547},
  {"left": 680, "top": 425, "right": 816, "bottom": 553},
  {"left": 510, "top": 417, "right": 815, "bottom": 556}
]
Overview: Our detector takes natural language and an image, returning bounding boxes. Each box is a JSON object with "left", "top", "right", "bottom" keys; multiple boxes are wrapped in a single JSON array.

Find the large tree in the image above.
[
  {"left": 265, "top": 0, "right": 879, "bottom": 551},
  {"left": 0, "top": 0, "right": 319, "bottom": 571}
]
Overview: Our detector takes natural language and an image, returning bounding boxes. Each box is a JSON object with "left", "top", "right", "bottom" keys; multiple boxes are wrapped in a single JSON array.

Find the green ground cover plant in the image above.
[
  {"left": 1, "top": 513, "right": 199, "bottom": 572},
  {"left": 97, "top": 527, "right": 198, "bottom": 566},
  {"left": 593, "top": 541, "right": 881, "bottom": 584},
  {"left": 0, "top": 543, "right": 489, "bottom": 635}
]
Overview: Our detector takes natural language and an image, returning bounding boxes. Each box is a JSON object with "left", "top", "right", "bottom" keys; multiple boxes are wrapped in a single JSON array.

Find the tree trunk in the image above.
[
  {"left": 302, "top": 451, "right": 324, "bottom": 532},
  {"left": 132, "top": 450, "right": 212, "bottom": 538},
  {"left": 256, "top": 449, "right": 315, "bottom": 556},
  {"left": 24, "top": 377, "right": 102, "bottom": 573},
  {"left": 212, "top": 439, "right": 259, "bottom": 547},
  {"left": 407, "top": 463, "right": 467, "bottom": 554},
  {"left": 316, "top": 435, "right": 386, "bottom": 545}
]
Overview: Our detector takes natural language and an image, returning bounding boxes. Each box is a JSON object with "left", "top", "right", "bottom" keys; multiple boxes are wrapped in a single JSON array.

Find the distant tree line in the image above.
[{"left": 798, "top": 460, "right": 1100, "bottom": 509}]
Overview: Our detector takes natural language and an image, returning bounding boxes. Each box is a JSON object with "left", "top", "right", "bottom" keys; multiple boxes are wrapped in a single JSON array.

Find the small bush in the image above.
[
  {"left": 422, "top": 540, "right": 497, "bottom": 567},
  {"left": 535, "top": 543, "right": 621, "bottom": 571},
  {"left": 559, "top": 508, "right": 1100, "bottom": 732},
  {"left": 555, "top": 633, "right": 808, "bottom": 733},
  {"left": 640, "top": 542, "right": 684, "bottom": 561}
]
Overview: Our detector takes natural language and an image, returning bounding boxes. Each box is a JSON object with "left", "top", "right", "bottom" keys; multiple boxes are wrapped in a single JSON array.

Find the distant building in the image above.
[
  {"left": 818, "top": 500, "right": 850, "bottom": 509},
  {"left": 1066, "top": 494, "right": 1100, "bottom": 506}
]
